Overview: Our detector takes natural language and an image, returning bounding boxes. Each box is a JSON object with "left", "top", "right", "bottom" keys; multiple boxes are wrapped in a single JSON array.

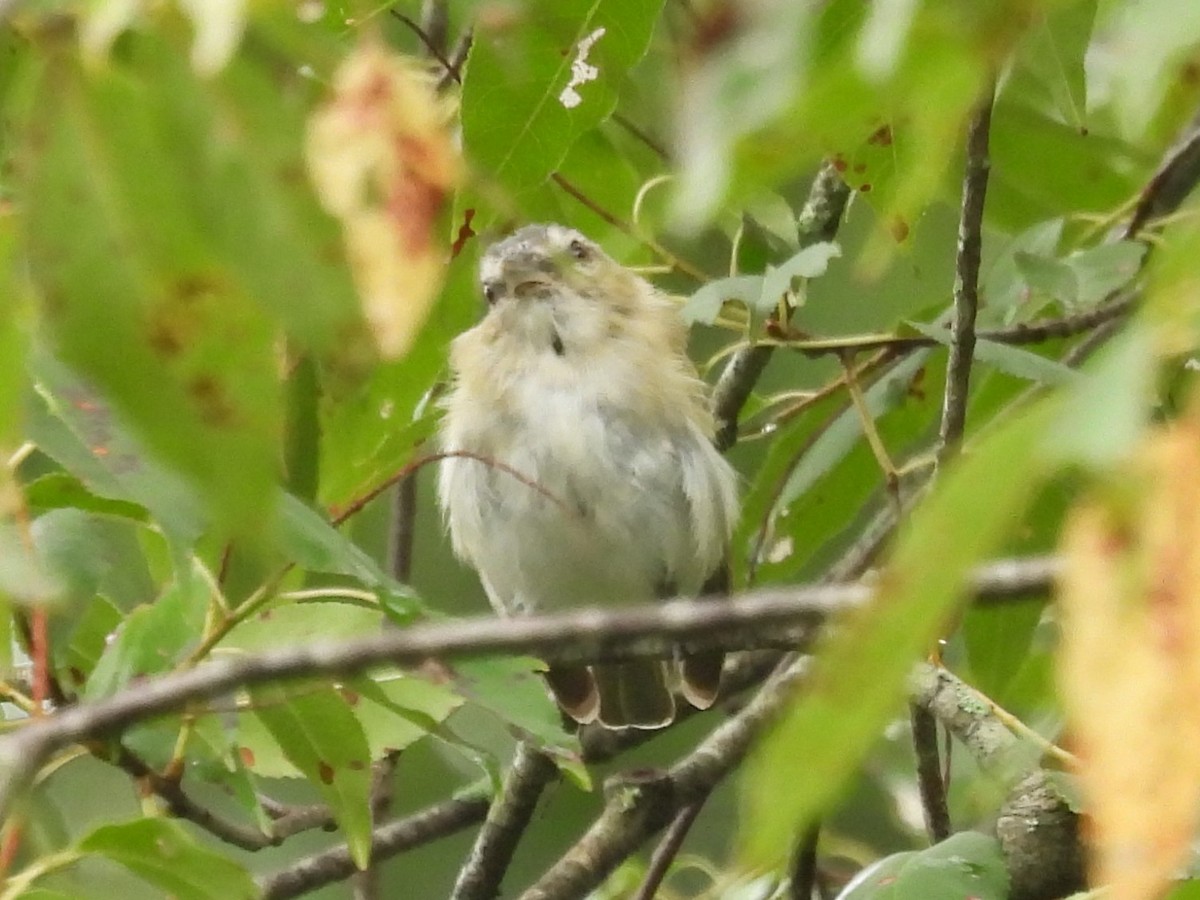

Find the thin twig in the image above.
[
  {"left": 788, "top": 824, "right": 821, "bottom": 900},
  {"left": 1125, "top": 106, "right": 1200, "bottom": 238},
  {"left": 258, "top": 793, "right": 491, "bottom": 900},
  {"left": 938, "top": 84, "right": 995, "bottom": 462},
  {"left": 633, "top": 798, "right": 708, "bottom": 900},
  {"left": 390, "top": 8, "right": 457, "bottom": 77},
  {"left": 910, "top": 703, "right": 952, "bottom": 842},
  {"left": 451, "top": 743, "right": 558, "bottom": 900}
]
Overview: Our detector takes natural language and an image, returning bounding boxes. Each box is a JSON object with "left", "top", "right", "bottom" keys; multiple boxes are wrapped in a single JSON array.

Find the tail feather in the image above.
[
  {"left": 679, "top": 651, "right": 722, "bottom": 709},
  {"left": 545, "top": 664, "right": 599, "bottom": 724},
  {"left": 594, "top": 660, "right": 674, "bottom": 730}
]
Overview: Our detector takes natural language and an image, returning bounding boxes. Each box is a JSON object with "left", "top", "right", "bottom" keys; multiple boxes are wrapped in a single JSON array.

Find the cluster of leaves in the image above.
[{"left": 0, "top": 0, "right": 1199, "bottom": 898}]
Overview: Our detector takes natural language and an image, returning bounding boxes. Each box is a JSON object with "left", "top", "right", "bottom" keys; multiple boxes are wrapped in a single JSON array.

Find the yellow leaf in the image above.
[
  {"left": 306, "top": 42, "right": 460, "bottom": 359},
  {"left": 1059, "top": 407, "right": 1200, "bottom": 900}
]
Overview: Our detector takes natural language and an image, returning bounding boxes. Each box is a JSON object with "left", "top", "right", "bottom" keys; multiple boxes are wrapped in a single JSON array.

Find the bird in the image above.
[{"left": 437, "top": 223, "right": 739, "bottom": 729}]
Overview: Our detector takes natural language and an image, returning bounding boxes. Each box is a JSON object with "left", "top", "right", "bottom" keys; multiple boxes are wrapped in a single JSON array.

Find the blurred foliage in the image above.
[{"left": 0, "top": 0, "right": 1196, "bottom": 897}]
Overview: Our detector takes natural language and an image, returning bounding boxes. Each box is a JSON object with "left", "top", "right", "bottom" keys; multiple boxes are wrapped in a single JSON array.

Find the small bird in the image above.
[{"left": 437, "top": 224, "right": 739, "bottom": 729}]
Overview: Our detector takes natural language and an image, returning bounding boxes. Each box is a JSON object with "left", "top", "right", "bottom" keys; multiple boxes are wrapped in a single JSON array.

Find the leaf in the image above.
[
  {"left": 23, "top": 48, "right": 280, "bottom": 543},
  {"left": 85, "top": 575, "right": 207, "bottom": 698},
  {"left": 681, "top": 275, "right": 764, "bottom": 325},
  {"left": 449, "top": 657, "right": 586, "bottom": 785},
  {"left": 307, "top": 41, "right": 459, "bottom": 358},
  {"left": 757, "top": 242, "right": 841, "bottom": 316},
  {"left": 29, "top": 350, "right": 207, "bottom": 543},
  {"left": 1014, "top": 251, "right": 1079, "bottom": 307},
  {"left": 1058, "top": 406, "right": 1200, "bottom": 900},
  {"left": 741, "top": 401, "right": 1053, "bottom": 865},
  {"left": 461, "top": 0, "right": 666, "bottom": 193},
  {"left": 348, "top": 672, "right": 464, "bottom": 758},
  {"left": 277, "top": 493, "right": 422, "bottom": 617},
  {"left": 78, "top": 818, "right": 256, "bottom": 900},
  {"left": 777, "top": 352, "right": 928, "bottom": 511},
  {"left": 1004, "top": 0, "right": 1096, "bottom": 130},
  {"left": 908, "top": 322, "right": 1080, "bottom": 386},
  {"left": 1065, "top": 240, "right": 1146, "bottom": 308},
  {"left": 221, "top": 598, "right": 381, "bottom": 652},
  {"left": 836, "top": 831, "right": 1008, "bottom": 900},
  {"left": 981, "top": 219, "right": 1064, "bottom": 323},
  {"left": 1045, "top": 325, "right": 1156, "bottom": 468},
  {"left": 249, "top": 683, "right": 374, "bottom": 868},
  {"left": 988, "top": 99, "right": 1147, "bottom": 233},
  {"left": 24, "top": 473, "right": 148, "bottom": 522}
]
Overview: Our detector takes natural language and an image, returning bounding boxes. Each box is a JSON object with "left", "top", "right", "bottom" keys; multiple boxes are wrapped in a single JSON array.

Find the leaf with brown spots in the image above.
[
  {"left": 307, "top": 42, "right": 460, "bottom": 359},
  {"left": 250, "top": 682, "right": 374, "bottom": 869},
  {"left": 1059, "top": 402, "right": 1200, "bottom": 900}
]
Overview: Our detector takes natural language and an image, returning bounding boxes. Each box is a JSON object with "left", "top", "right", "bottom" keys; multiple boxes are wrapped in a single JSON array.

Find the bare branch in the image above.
[
  {"left": 633, "top": 799, "right": 707, "bottom": 900},
  {"left": 938, "top": 84, "right": 996, "bottom": 461},
  {"left": 450, "top": 744, "right": 558, "bottom": 900},
  {"left": 1125, "top": 105, "right": 1200, "bottom": 238},
  {"left": 258, "top": 793, "right": 490, "bottom": 900}
]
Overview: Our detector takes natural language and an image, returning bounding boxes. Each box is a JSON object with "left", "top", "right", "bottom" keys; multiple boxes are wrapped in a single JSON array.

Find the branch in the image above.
[
  {"left": 938, "top": 83, "right": 995, "bottom": 460},
  {"left": 633, "top": 798, "right": 707, "bottom": 900},
  {"left": 712, "top": 162, "right": 851, "bottom": 450},
  {"left": 258, "top": 792, "right": 491, "bottom": 900},
  {"left": 0, "top": 557, "right": 1059, "bottom": 821},
  {"left": 450, "top": 743, "right": 558, "bottom": 900},
  {"left": 1125, "top": 106, "right": 1200, "bottom": 238},
  {"left": 522, "top": 659, "right": 812, "bottom": 899},
  {"left": 910, "top": 664, "right": 1084, "bottom": 900}
]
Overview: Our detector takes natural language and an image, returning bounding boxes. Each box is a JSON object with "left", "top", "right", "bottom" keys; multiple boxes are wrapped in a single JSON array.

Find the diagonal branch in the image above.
[
  {"left": 258, "top": 792, "right": 491, "bottom": 900},
  {"left": 450, "top": 743, "right": 558, "bottom": 900}
]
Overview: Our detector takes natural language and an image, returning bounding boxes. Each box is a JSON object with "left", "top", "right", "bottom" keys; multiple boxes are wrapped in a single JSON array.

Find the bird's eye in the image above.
[
  {"left": 483, "top": 283, "right": 499, "bottom": 305},
  {"left": 567, "top": 239, "right": 589, "bottom": 260}
]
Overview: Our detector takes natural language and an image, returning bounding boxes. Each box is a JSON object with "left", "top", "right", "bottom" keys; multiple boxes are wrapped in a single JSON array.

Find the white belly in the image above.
[{"left": 439, "top": 363, "right": 711, "bottom": 615}]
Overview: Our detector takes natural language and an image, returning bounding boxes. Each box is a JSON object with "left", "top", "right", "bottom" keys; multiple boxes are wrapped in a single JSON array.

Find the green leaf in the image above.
[
  {"left": 450, "top": 657, "right": 586, "bottom": 784},
  {"left": 1014, "top": 251, "right": 1079, "bottom": 307},
  {"left": 1044, "top": 324, "right": 1155, "bottom": 467},
  {"left": 277, "top": 495, "right": 422, "bottom": 620},
  {"left": 682, "top": 276, "right": 764, "bottom": 326},
  {"left": 249, "top": 683, "right": 374, "bottom": 868},
  {"left": 461, "top": 0, "right": 666, "bottom": 193},
  {"left": 23, "top": 45, "right": 280, "bottom": 543},
  {"left": 78, "top": 818, "right": 256, "bottom": 900},
  {"left": 742, "top": 402, "right": 1054, "bottom": 865},
  {"left": 85, "top": 575, "right": 207, "bottom": 698},
  {"left": 837, "top": 832, "right": 1008, "bottom": 900},
  {"left": 1004, "top": 0, "right": 1096, "bottom": 129},
  {"left": 29, "top": 350, "right": 207, "bottom": 543},
  {"left": 24, "top": 473, "right": 148, "bottom": 522},
  {"left": 348, "top": 673, "right": 465, "bottom": 758},
  {"left": 758, "top": 242, "right": 841, "bottom": 316},
  {"left": 988, "top": 100, "right": 1147, "bottom": 233},
  {"left": 1065, "top": 241, "right": 1146, "bottom": 308},
  {"left": 981, "top": 219, "right": 1064, "bottom": 323},
  {"left": 908, "top": 322, "right": 1080, "bottom": 386},
  {"left": 56, "top": 595, "right": 123, "bottom": 691},
  {"left": 221, "top": 598, "right": 382, "bottom": 652},
  {"left": 777, "top": 353, "right": 929, "bottom": 511}
]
